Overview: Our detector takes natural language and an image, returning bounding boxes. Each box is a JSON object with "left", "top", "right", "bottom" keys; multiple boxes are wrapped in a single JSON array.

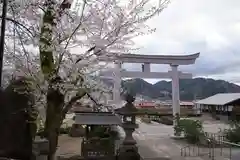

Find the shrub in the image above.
[
  {"left": 174, "top": 118, "right": 204, "bottom": 144},
  {"left": 88, "top": 126, "right": 120, "bottom": 140},
  {"left": 224, "top": 121, "right": 240, "bottom": 143},
  {"left": 36, "top": 121, "right": 72, "bottom": 136},
  {"left": 89, "top": 126, "right": 107, "bottom": 138}
]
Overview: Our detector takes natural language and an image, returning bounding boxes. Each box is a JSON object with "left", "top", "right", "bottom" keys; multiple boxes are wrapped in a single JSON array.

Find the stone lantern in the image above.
[{"left": 115, "top": 93, "right": 140, "bottom": 160}]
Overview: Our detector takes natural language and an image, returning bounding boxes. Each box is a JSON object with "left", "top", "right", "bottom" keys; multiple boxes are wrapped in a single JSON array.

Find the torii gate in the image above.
[{"left": 99, "top": 53, "right": 200, "bottom": 118}]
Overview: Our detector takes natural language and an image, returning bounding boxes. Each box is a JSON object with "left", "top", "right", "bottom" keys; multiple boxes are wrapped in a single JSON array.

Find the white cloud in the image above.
[{"left": 130, "top": 0, "right": 240, "bottom": 84}]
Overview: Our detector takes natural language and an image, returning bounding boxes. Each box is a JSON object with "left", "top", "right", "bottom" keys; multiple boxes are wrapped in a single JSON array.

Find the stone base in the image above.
[
  {"left": 118, "top": 144, "right": 138, "bottom": 152},
  {"left": 170, "top": 135, "right": 185, "bottom": 140},
  {"left": 117, "top": 145, "right": 140, "bottom": 160},
  {"left": 33, "top": 137, "right": 49, "bottom": 160}
]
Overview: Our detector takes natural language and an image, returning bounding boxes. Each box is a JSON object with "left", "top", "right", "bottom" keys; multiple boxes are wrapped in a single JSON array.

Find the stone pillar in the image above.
[
  {"left": 113, "top": 61, "right": 122, "bottom": 108},
  {"left": 171, "top": 65, "right": 180, "bottom": 125},
  {"left": 32, "top": 137, "right": 49, "bottom": 160},
  {"left": 142, "top": 63, "right": 150, "bottom": 72}
]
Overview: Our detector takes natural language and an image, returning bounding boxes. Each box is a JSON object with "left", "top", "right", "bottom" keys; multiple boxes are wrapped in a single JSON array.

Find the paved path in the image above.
[
  {"left": 133, "top": 122, "right": 185, "bottom": 159},
  {"left": 132, "top": 120, "right": 230, "bottom": 160}
]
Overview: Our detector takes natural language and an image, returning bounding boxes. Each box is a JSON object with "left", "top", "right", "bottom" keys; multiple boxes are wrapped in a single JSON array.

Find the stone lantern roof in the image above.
[{"left": 114, "top": 93, "right": 139, "bottom": 115}]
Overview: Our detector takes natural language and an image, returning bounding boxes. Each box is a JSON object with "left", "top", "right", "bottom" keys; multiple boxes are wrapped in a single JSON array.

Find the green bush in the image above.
[
  {"left": 89, "top": 126, "right": 107, "bottom": 138},
  {"left": 174, "top": 118, "right": 204, "bottom": 144},
  {"left": 224, "top": 121, "right": 240, "bottom": 143},
  {"left": 36, "top": 116, "right": 71, "bottom": 136},
  {"left": 88, "top": 126, "right": 120, "bottom": 140},
  {"left": 36, "top": 124, "right": 71, "bottom": 137}
]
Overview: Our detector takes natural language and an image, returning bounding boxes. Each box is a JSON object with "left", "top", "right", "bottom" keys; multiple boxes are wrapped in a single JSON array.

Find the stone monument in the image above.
[{"left": 0, "top": 77, "right": 37, "bottom": 160}]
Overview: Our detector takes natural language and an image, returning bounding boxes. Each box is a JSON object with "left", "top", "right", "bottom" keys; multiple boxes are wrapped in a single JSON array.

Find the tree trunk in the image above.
[
  {"left": 38, "top": 1, "right": 73, "bottom": 159},
  {"left": 44, "top": 82, "right": 64, "bottom": 160},
  {"left": 39, "top": 2, "right": 59, "bottom": 158}
]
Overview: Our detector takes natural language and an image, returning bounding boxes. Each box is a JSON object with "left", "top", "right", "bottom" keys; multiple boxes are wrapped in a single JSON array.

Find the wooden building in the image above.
[{"left": 195, "top": 93, "right": 240, "bottom": 120}]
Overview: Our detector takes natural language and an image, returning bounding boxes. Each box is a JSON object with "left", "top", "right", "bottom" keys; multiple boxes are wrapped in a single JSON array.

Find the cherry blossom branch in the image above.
[
  {"left": 86, "top": 92, "right": 101, "bottom": 111},
  {"left": 62, "top": 90, "right": 86, "bottom": 116},
  {"left": 0, "top": 16, "right": 34, "bottom": 37},
  {"left": 63, "top": 0, "right": 86, "bottom": 49},
  {"left": 14, "top": 28, "right": 45, "bottom": 97},
  {"left": 56, "top": 0, "right": 87, "bottom": 72}
]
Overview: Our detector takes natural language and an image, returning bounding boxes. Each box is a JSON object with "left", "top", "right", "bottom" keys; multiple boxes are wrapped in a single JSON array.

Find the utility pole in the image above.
[{"left": 0, "top": 0, "right": 8, "bottom": 87}]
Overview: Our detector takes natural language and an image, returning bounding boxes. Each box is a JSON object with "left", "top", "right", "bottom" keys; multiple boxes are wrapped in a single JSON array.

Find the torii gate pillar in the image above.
[
  {"left": 171, "top": 65, "right": 180, "bottom": 117},
  {"left": 113, "top": 61, "right": 122, "bottom": 107}
]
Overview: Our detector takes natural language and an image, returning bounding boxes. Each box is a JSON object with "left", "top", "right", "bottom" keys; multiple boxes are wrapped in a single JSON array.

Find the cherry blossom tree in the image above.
[{"left": 1, "top": 0, "right": 170, "bottom": 159}]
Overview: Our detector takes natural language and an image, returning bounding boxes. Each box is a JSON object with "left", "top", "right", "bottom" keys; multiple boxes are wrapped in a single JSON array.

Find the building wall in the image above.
[
  {"left": 200, "top": 104, "right": 233, "bottom": 112},
  {"left": 198, "top": 104, "right": 233, "bottom": 121},
  {"left": 194, "top": 103, "right": 201, "bottom": 115}
]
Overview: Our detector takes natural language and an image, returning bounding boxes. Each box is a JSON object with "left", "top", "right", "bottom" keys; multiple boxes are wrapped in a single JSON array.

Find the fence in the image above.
[
  {"left": 180, "top": 132, "right": 240, "bottom": 160},
  {"left": 180, "top": 139, "right": 212, "bottom": 158}
]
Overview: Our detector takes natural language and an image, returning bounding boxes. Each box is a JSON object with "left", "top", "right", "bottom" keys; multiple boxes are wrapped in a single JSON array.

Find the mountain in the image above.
[{"left": 121, "top": 78, "right": 240, "bottom": 101}]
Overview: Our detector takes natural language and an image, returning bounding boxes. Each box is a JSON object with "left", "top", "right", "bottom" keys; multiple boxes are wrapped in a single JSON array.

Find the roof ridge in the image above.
[
  {"left": 216, "top": 93, "right": 240, "bottom": 95},
  {"left": 196, "top": 93, "right": 240, "bottom": 105}
]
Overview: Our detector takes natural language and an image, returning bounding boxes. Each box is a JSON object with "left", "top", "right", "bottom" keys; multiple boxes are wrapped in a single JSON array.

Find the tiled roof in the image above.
[{"left": 74, "top": 112, "right": 122, "bottom": 125}]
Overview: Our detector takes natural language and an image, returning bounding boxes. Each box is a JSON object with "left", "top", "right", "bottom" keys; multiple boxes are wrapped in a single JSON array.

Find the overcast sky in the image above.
[{"left": 122, "top": 0, "right": 240, "bottom": 84}]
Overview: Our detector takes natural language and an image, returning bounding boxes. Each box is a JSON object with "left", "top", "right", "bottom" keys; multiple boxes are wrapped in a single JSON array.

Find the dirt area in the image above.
[
  {"left": 133, "top": 114, "right": 234, "bottom": 160},
  {"left": 56, "top": 134, "right": 83, "bottom": 157}
]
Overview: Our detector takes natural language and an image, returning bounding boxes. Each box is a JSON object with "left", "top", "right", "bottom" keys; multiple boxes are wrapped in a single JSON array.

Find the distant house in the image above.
[
  {"left": 180, "top": 101, "right": 194, "bottom": 108},
  {"left": 136, "top": 102, "right": 156, "bottom": 109},
  {"left": 156, "top": 101, "right": 194, "bottom": 108},
  {"left": 195, "top": 93, "right": 240, "bottom": 120}
]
